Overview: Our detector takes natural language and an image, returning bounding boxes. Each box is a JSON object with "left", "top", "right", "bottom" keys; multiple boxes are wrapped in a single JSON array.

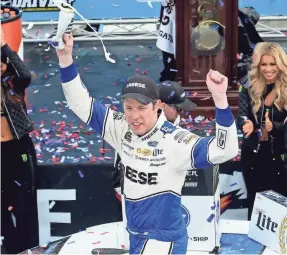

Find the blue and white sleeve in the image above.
[{"left": 60, "top": 63, "right": 125, "bottom": 149}]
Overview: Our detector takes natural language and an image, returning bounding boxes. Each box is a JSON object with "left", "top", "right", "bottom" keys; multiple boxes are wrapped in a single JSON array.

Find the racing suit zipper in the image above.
[{"left": 2, "top": 99, "right": 20, "bottom": 139}]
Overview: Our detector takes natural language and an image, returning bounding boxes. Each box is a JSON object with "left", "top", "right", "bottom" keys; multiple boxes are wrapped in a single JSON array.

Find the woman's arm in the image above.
[{"left": 1, "top": 44, "right": 31, "bottom": 91}]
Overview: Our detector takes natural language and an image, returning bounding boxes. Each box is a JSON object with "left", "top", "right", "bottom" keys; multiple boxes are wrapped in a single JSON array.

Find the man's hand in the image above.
[
  {"left": 56, "top": 33, "right": 74, "bottom": 68},
  {"left": 1, "top": 27, "right": 6, "bottom": 47},
  {"left": 243, "top": 119, "right": 254, "bottom": 136},
  {"left": 265, "top": 111, "right": 273, "bottom": 132},
  {"left": 206, "top": 69, "right": 228, "bottom": 109}
]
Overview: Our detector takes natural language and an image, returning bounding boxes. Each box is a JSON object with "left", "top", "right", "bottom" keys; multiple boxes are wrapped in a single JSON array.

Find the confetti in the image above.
[
  {"left": 207, "top": 213, "right": 215, "bottom": 222},
  {"left": 92, "top": 241, "right": 101, "bottom": 245},
  {"left": 147, "top": 1, "right": 153, "bottom": 8},
  {"left": 26, "top": 22, "right": 34, "bottom": 30},
  {"left": 14, "top": 180, "right": 21, "bottom": 186},
  {"left": 112, "top": 4, "right": 119, "bottom": 7},
  {"left": 78, "top": 170, "right": 84, "bottom": 178},
  {"left": 49, "top": 201, "right": 56, "bottom": 209},
  {"left": 8, "top": 206, "right": 13, "bottom": 211}
]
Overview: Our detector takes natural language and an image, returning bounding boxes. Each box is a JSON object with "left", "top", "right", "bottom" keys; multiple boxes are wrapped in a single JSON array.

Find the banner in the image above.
[
  {"left": 6, "top": 0, "right": 286, "bottom": 22},
  {"left": 34, "top": 161, "right": 247, "bottom": 245}
]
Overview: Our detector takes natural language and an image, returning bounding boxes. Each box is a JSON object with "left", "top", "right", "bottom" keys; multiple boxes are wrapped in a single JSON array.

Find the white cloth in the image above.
[{"left": 156, "top": 0, "right": 176, "bottom": 55}]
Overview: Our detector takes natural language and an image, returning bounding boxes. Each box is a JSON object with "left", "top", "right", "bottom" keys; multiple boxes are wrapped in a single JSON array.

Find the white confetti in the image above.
[
  {"left": 138, "top": 45, "right": 144, "bottom": 48},
  {"left": 49, "top": 201, "right": 56, "bottom": 209},
  {"left": 93, "top": 47, "right": 98, "bottom": 50},
  {"left": 44, "top": 45, "right": 51, "bottom": 51},
  {"left": 167, "top": 57, "right": 172, "bottom": 63},
  {"left": 45, "top": 84, "right": 52, "bottom": 87},
  {"left": 34, "top": 90, "right": 39, "bottom": 94},
  {"left": 45, "top": 33, "right": 50, "bottom": 38},
  {"left": 116, "top": 93, "right": 121, "bottom": 96},
  {"left": 112, "top": 4, "right": 119, "bottom": 6},
  {"left": 26, "top": 22, "right": 34, "bottom": 30},
  {"left": 22, "top": 28, "right": 27, "bottom": 34},
  {"left": 60, "top": 156, "right": 66, "bottom": 163},
  {"left": 147, "top": 1, "right": 153, "bottom": 8}
]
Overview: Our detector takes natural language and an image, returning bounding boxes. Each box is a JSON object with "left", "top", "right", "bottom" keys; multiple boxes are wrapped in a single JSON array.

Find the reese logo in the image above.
[{"left": 125, "top": 166, "right": 157, "bottom": 185}]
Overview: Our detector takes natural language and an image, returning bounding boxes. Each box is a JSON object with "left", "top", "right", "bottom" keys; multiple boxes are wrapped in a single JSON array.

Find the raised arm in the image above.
[
  {"left": 56, "top": 34, "right": 125, "bottom": 149},
  {"left": 172, "top": 70, "right": 239, "bottom": 171},
  {"left": 1, "top": 30, "right": 31, "bottom": 91}
]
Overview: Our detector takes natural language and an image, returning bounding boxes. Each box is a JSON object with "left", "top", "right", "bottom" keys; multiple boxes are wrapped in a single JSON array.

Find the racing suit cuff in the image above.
[
  {"left": 215, "top": 106, "right": 234, "bottom": 127},
  {"left": 60, "top": 63, "right": 78, "bottom": 83}
]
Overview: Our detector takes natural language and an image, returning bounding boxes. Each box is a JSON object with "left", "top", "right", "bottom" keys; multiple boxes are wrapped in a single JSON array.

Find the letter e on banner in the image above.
[{"left": 37, "top": 189, "right": 76, "bottom": 245}]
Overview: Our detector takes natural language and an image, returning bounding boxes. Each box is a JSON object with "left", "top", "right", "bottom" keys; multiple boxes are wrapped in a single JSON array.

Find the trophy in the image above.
[{"left": 49, "top": 2, "right": 74, "bottom": 49}]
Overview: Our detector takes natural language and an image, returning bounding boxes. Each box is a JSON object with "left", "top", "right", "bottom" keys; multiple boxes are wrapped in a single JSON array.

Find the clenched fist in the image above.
[
  {"left": 56, "top": 33, "right": 74, "bottom": 68},
  {"left": 206, "top": 69, "right": 228, "bottom": 109}
]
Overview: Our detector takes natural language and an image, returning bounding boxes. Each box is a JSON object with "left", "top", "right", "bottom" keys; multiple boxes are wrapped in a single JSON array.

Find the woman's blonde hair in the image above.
[{"left": 248, "top": 42, "right": 287, "bottom": 113}]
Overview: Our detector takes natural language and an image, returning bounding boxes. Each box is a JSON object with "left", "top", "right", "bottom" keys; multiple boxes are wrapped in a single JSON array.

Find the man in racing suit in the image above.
[
  {"left": 113, "top": 80, "right": 197, "bottom": 199},
  {"left": 56, "top": 33, "right": 238, "bottom": 254}
]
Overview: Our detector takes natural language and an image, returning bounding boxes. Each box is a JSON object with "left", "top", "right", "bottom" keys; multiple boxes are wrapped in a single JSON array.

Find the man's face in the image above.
[
  {"left": 123, "top": 98, "right": 160, "bottom": 136},
  {"left": 163, "top": 104, "right": 179, "bottom": 123}
]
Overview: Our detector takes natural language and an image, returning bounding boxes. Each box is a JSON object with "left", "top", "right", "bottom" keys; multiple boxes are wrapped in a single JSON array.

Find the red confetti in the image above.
[
  {"left": 136, "top": 58, "right": 141, "bottom": 62},
  {"left": 84, "top": 67, "right": 89, "bottom": 70},
  {"left": 121, "top": 245, "right": 125, "bottom": 249},
  {"left": 100, "top": 232, "right": 109, "bottom": 235},
  {"left": 8, "top": 206, "right": 13, "bottom": 211},
  {"left": 192, "top": 92, "right": 198, "bottom": 97},
  {"left": 36, "top": 29, "right": 40, "bottom": 36},
  {"left": 135, "top": 68, "right": 139, "bottom": 72},
  {"left": 92, "top": 241, "right": 101, "bottom": 245}
]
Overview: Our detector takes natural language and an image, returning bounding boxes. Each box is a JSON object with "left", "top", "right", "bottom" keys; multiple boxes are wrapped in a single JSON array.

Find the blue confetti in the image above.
[
  {"left": 230, "top": 182, "right": 237, "bottom": 187},
  {"left": 218, "top": 0, "right": 224, "bottom": 6},
  {"left": 9, "top": 89, "right": 15, "bottom": 96},
  {"left": 211, "top": 202, "right": 216, "bottom": 210},
  {"left": 207, "top": 213, "right": 215, "bottom": 222},
  {"left": 78, "top": 170, "right": 84, "bottom": 178}
]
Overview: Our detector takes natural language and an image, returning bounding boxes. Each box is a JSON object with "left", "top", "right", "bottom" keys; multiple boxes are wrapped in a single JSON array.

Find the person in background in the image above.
[
  {"left": 237, "top": 42, "right": 287, "bottom": 220},
  {"left": 158, "top": 80, "right": 196, "bottom": 124},
  {"left": 1, "top": 28, "right": 39, "bottom": 253},
  {"left": 156, "top": 0, "right": 176, "bottom": 82}
]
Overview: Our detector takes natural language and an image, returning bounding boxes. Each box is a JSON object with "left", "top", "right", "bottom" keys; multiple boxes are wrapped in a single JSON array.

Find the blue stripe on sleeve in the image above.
[
  {"left": 88, "top": 100, "right": 108, "bottom": 134},
  {"left": 215, "top": 106, "right": 234, "bottom": 127},
  {"left": 60, "top": 63, "right": 78, "bottom": 83},
  {"left": 192, "top": 137, "right": 214, "bottom": 169}
]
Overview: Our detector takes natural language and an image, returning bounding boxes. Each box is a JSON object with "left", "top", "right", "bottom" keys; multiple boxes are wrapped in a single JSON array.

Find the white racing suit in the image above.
[{"left": 60, "top": 63, "right": 239, "bottom": 254}]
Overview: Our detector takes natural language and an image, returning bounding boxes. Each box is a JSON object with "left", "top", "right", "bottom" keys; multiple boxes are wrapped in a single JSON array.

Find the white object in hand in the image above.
[{"left": 51, "top": 7, "right": 74, "bottom": 50}]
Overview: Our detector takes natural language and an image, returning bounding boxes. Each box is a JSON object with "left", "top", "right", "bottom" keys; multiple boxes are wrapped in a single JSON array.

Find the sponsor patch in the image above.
[
  {"left": 217, "top": 129, "right": 227, "bottom": 149},
  {"left": 160, "top": 121, "right": 177, "bottom": 135},
  {"left": 124, "top": 131, "right": 132, "bottom": 143},
  {"left": 113, "top": 111, "right": 124, "bottom": 120},
  {"left": 147, "top": 141, "right": 158, "bottom": 147}
]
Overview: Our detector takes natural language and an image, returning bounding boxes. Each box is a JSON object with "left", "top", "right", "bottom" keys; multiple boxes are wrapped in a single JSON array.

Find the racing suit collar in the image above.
[
  {"left": 134, "top": 111, "right": 167, "bottom": 142},
  {"left": 173, "top": 115, "right": 180, "bottom": 126}
]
